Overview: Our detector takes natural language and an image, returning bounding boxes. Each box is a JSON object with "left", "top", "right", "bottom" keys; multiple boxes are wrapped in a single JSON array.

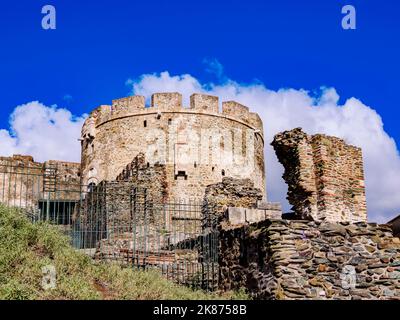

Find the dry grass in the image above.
[{"left": 0, "top": 205, "right": 248, "bottom": 300}]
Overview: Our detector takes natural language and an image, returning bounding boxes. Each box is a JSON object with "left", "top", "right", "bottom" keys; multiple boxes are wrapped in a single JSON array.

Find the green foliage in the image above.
[{"left": 0, "top": 204, "right": 247, "bottom": 300}]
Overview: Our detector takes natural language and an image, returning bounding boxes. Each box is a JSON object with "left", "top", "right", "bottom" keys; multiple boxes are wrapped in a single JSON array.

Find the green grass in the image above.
[{"left": 0, "top": 204, "right": 248, "bottom": 300}]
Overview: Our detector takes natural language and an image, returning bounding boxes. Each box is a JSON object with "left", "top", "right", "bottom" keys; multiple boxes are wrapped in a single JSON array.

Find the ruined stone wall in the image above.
[
  {"left": 219, "top": 219, "right": 400, "bottom": 300},
  {"left": 202, "top": 177, "right": 282, "bottom": 231},
  {"left": 83, "top": 154, "right": 199, "bottom": 248},
  {"left": 44, "top": 159, "right": 81, "bottom": 200},
  {"left": 115, "top": 152, "right": 168, "bottom": 204},
  {"left": 0, "top": 155, "right": 43, "bottom": 208},
  {"left": 0, "top": 155, "right": 81, "bottom": 208},
  {"left": 202, "top": 177, "right": 264, "bottom": 232},
  {"left": 271, "top": 128, "right": 366, "bottom": 223},
  {"left": 80, "top": 92, "right": 266, "bottom": 201}
]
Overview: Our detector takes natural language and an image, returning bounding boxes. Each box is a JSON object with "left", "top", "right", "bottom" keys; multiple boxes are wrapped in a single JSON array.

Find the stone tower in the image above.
[{"left": 80, "top": 92, "right": 266, "bottom": 200}]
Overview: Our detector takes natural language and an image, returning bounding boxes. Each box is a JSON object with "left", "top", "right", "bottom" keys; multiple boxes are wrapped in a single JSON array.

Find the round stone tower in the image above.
[{"left": 80, "top": 92, "right": 266, "bottom": 200}]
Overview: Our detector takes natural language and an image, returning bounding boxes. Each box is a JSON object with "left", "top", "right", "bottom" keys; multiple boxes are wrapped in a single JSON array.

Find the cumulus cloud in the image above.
[
  {"left": 127, "top": 71, "right": 400, "bottom": 223},
  {"left": 0, "top": 101, "right": 86, "bottom": 163},
  {"left": 128, "top": 72, "right": 203, "bottom": 106},
  {"left": 1, "top": 69, "right": 398, "bottom": 223}
]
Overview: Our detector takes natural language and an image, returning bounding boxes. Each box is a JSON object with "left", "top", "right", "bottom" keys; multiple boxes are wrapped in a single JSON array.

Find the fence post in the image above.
[{"left": 131, "top": 187, "right": 137, "bottom": 267}]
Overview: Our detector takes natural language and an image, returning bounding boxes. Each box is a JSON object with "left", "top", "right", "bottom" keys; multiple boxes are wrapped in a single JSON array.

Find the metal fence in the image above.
[{"left": 0, "top": 162, "right": 219, "bottom": 290}]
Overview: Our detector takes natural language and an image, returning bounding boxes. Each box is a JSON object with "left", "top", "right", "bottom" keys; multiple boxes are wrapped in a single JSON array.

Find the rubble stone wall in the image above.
[
  {"left": 219, "top": 219, "right": 400, "bottom": 300},
  {"left": 271, "top": 128, "right": 366, "bottom": 222},
  {"left": 202, "top": 177, "right": 264, "bottom": 231},
  {"left": 85, "top": 154, "right": 201, "bottom": 252}
]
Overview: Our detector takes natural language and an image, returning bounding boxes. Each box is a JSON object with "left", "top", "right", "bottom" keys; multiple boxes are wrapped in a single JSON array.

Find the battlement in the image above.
[
  {"left": 190, "top": 93, "right": 219, "bottom": 113},
  {"left": 222, "top": 101, "right": 251, "bottom": 126},
  {"left": 82, "top": 111, "right": 98, "bottom": 138},
  {"left": 89, "top": 92, "right": 263, "bottom": 132},
  {"left": 82, "top": 105, "right": 112, "bottom": 134},
  {"left": 151, "top": 92, "right": 182, "bottom": 110},
  {"left": 248, "top": 112, "right": 264, "bottom": 135},
  {"left": 0, "top": 154, "right": 35, "bottom": 163},
  {"left": 96, "top": 105, "right": 112, "bottom": 125},
  {"left": 112, "top": 95, "right": 145, "bottom": 114}
]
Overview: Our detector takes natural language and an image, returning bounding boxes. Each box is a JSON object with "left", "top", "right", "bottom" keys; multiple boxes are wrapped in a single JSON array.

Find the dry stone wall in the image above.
[
  {"left": 219, "top": 219, "right": 400, "bottom": 300},
  {"left": 271, "top": 128, "right": 366, "bottom": 223}
]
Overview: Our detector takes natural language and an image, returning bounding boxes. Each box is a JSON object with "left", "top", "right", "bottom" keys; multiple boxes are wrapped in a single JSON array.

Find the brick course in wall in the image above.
[{"left": 271, "top": 128, "right": 367, "bottom": 223}]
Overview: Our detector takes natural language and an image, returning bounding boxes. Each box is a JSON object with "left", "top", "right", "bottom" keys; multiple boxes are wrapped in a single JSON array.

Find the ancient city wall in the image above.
[
  {"left": 0, "top": 155, "right": 81, "bottom": 208},
  {"left": 199, "top": 177, "right": 398, "bottom": 300},
  {"left": 0, "top": 155, "right": 43, "bottom": 208},
  {"left": 81, "top": 153, "right": 169, "bottom": 242},
  {"left": 84, "top": 154, "right": 203, "bottom": 254},
  {"left": 115, "top": 152, "right": 168, "bottom": 204},
  {"left": 271, "top": 128, "right": 366, "bottom": 223},
  {"left": 218, "top": 219, "right": 400, "bottom": 300},
  {"left": 80, "top": 92, "right": 265, "bottom": 201}
]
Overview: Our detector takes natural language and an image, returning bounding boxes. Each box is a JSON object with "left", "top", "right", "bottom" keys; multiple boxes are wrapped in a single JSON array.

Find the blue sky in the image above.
[
  {"left": 0, "top": 0, "right": 399, "bottom": 138},
  {"left": 0, "top": 0, "right": 400, "bottom": 221}
]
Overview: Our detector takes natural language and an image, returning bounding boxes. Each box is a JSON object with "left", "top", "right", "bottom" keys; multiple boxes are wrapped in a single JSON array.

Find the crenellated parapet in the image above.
[
  {"left": 89, "top": 92, "right": 263, "bottom": 133},
  {"left": 222, "top": 101, "right": 249, "bottom": 118},
  {"left": 112, "top": 95, "right": 145, "bottom": 115},
  {"left": 81, "top": 113, "right": 96, "bottom": 139},
  {"left": 248, "top": 112, "right": 264, "bottom": 135},
  {"left": 151, "top": 92, "right": 182, "bottom": 110},
  {"left": 81, "top": 105, "right": 112, "bottom": 140},
  {"left": 190, "top": 93, "right": 219, "bottom": 113},
  {"left": 81, "top": 91, "right": 266, "bottom": 200},
  {"left": 95, "top": 105, "right": 112, "bottom": 125},
  {"left": 222, "top": 101, "right": 262, "bottom": 132},
  {"left": 94, "top": 93, "right": 259, "bottom": 130}
]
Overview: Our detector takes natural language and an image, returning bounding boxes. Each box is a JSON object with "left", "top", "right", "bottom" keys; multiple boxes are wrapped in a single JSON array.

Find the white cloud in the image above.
[
  {"left": 0, "top": 101, "right": 86, "bottom": 163},
  {"left": 128, "top": 71, "right": 400, "bottom": 223},
  {"left": 1, "top": 70, "right": 398, "bottom": 223},
  {"left": 128, "top": 72, "right": 203, "bottom": 106}
]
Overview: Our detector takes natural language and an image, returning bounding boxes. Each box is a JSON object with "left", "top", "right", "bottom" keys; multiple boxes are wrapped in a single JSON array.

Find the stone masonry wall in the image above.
[
  {"left": 115, "top": 152, "right": 168, "bottom": 204},
  {"left": 81, "top": 153, "right": 168, "bottom": 243},
  {"left": 87, "top": 154, "right": 202, "bottom": 263},
  {"left": 80, "top": 92, "right": 266, "bottom": 201},
  {"left": 202, "top": 177, "right": 264, "bottom": 232},
  {"left": 0, "top": 155, "right": 43, "bottom": 209},
  {"left": 219, "top": 219, "right": 400, "bottom": 300},
  {"left": 0, "top": 155, "right": 81, "bottom": 209},
  {"left": 271, "top": 128, "right": 366, "bottom": 223}
]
